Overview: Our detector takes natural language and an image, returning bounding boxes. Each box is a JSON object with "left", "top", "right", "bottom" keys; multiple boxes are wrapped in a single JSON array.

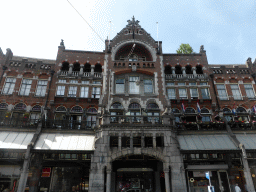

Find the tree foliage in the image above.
[{"left": 176, "top": 43, "right": 193, "bottom": 54}]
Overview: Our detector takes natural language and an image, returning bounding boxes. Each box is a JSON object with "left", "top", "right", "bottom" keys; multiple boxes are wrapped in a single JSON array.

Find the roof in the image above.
[
  {"left": 34, "top": 133, "right": 95, "bottom": 151},
  {"left": 11, "top": 56, "right": 55, "bottom": 64},
  {"left": 177, "top": 135, "right": 237, "bottom": 150},
  {"left": 0, "top": 132, "right": 34, "bottom": 149},
  {"left": 236, "top": 134, "right": 256, "bottom": 150}
]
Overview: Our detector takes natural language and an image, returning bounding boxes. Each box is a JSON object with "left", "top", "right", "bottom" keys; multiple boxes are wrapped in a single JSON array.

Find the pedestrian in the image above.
[{"left": 235, "top": 184, "right": 241, "bottom": 192}]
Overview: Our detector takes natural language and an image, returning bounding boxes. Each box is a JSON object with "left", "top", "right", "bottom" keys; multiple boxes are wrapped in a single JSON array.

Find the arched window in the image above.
[
  {"left": 110, "top": 103, "right": 123, "bottom": 109},
  {"left": 147, "top": 103, "right": 159, "bottom": 109},
  {"left": 71, "top": 106, "right": 83, "bottom": 113},
  {"left": 56, "top": 106, "right": 67, "bottom": 112},
  {"left": 223, "top": 108, "right": 232, "bottom": 122},
  {"left": 175, "top": 65, "right": 182, "bottom": 74},
  {"left": 201, "top": 108, "right": 210, "bottom": 122},
  {"left": 32, "top": 105, "right": 41, "bottom": 111},
  {"left": 84, "top": 63, "right": 91, "bottom": 72},
  {"left": 185, "top": 65, "right": 193, "bottom": 74},
  {"left": 164, "top": 66, "right": 172, "bottom": 74},
  {"left": 172, "top": 108, "right": 180, "bottom": 114},
  {"left": 129, "top": 103, "right": 141, "bottom": 109},
  {"left": 73, "top": 62, "right": 80, "bottom": 72},
  {"left": 185, "top": 108, "right": 195, "bottom": 114},
  {"left": 94, "top": 64, "right": 102, "bottom": 73},
  {"left": 236, "top": 107, "right": 247, "bottom": 113},
  {"left": 87, "top": 108, "right": 97, "bottom": 113},
  {"left": 61, "top": 61, "right": 69, "bottom": 71},
  {"left": 196, "top": 65, "right": 203, "bottom": 74},
  {"left": 14, "top": 103, "right": 26, "bottom": 110}
]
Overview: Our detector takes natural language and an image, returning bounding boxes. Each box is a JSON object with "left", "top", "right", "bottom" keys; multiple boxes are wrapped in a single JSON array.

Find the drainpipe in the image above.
[
  {"left": 209, "top": 74, "right": 220, "bottom": 111},
  {"left": 43, "top": 70, "right": 55, "bottom": 120}
]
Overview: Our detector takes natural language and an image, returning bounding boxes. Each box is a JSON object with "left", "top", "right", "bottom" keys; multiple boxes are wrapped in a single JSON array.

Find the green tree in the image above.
[{"left": 176, "top": 43, "right": 193, "bottom": 54}]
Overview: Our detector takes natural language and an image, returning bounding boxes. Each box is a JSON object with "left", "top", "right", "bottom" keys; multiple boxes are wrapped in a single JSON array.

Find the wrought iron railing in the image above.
[
  {"left": 109, "top": 115, "right": 163, "bottom": 125},
  {"left": 175, "top": 121, "right": 226, "bottom": 131},
  {"left": 42, "top": 120, "right": 96, "bottom": 130},
  {"left": 0, "top": 118, "right": 39, "bottom": 129}
]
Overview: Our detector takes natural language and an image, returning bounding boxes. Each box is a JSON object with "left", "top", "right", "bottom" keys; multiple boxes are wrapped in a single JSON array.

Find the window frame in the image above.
[
  {"left": 35, "top": 80, "right": 48, "bottom": 97},
  {"left": 216, "top": 84, "right": 228, "bottom": 100},
  {"left": 115, "top": 79, "right": 125, "bottom": 94},
  {"left": 19, "top": 79, "right": 32, "bottom": 96},
  {"left": 244, "top": 84, "right": 256, "bottom": 99},
  {"left": 2, "top": 77, "right": 16, "bottom": 95},
  {"left": 144, "top": 79, "right": 153, "bottom": 94},
  {"left": 68, "top": 86, "right": 77, "bottom": 97},
  {"left": 56, "top": 85, "right": 65, "bottom": 96},
  {"left": 80, "top": 86, "right": 89, "bottom": 98},
  {"left": 129, "top": 76, "right": 140, "bottom": 94},
  {"left": 92, "top": 87, "right": 101, "bottom": 98},
  {"left": 230, "top": 84, "right": 242, "bottom": 100}
]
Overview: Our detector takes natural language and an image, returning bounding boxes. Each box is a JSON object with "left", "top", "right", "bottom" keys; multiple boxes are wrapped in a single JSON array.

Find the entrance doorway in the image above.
[{"left": 112, "top": 155, "right": 166, "bottom": 192}]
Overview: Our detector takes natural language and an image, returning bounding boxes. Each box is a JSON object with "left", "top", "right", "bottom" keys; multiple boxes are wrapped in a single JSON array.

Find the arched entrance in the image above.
[{"left": 112, "top": 155, "right": 166, "bottom": 192}]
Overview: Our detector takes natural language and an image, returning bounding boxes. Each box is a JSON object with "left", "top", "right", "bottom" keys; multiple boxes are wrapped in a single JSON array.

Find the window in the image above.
[
  {"left": 178, "top": 82, "right": 185, "bottom": 86},
  {"left": 200, "top": 82, "right": 208, "bottom": 86},
  {"left": 58, "top": 79, "right": 66, "bottom": 83},
  {"left": 19, "top": 79, "right": 32, "bottom": 96},
  {"left": 56, "top": 86, "right": 65, "bottom": 96},
  {"left": 81, "top": 80, "right": 89, "bottom": 84},
  {"left": 166, "top": 82, "right": 174, "bottom": 86},
  {"left": 68, "top": 86, "right": 77, "bottom": 97},
  {"left": 190, "top": 88, "right": 198, "bottom": 98},
  {"left": 230, "top": 84, "right": 242, "bottom": 100},
  {"left": 144, "top": 80, "right": 153, "bottom": 93},
  {"left": 93, "top": 81, "right": 101, "bottom": 84},
  {"left": 116, "top": 79, "right": 125, "bottom": 93},
  {"left": 201, "top": 108, "right": 211, "bottom": 122},
  {"left": 179, "top": 88, "right": 187, "bottom": 99},
  {"left": 80, "top": 87, "right": 89, "bottom": 98},
  {"left": 244, "top": 84, "right": 255, "bottom": 99},
  {"left": 167, "top": 89, "right": 176, "bottom": 99},
  {"left": 129, "top": 76, "right": 140, "bottom": 94},
  {"left": 216, "top": 84, "right": 228, "bottom": 100},
  {"left": 35, "top": 80, "right": 47, "bottom": 96},
  {"left": 2, "top": 77, "right": 16, "bottom": 94},
  {"left": 70, "top": 80, "right": 78, "bottom": 84},
  {"left": 92, "top": 87, "right": 100, "bottom": 98},
  {"left": 189, "top": 82, "right": 197, "bottom": 86},
  {"left": 201, "top": 88, "right": 210, "bottom": 99}
]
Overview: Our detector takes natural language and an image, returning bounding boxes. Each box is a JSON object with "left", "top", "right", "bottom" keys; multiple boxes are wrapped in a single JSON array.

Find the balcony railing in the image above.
[
  {"left": 43, "top": 120, "right": 95, "bottom": 130},
  {"left": 58, "top": 71, "right": 102, "bottom": 78},
  {"left": 0, "top": 118, "right": 39, "bottom": 129},
  {"left": 175, "top": 121, "right": 226, "bottom": 131},
  {"left": 165, "top": 74, "right": 207, "bottom": 80},
  {"left": 107, "top": 115, "right": 163, "bottom": 125},
  {"left": 113, "top": 61, "right": 155, "bottom": 68}
]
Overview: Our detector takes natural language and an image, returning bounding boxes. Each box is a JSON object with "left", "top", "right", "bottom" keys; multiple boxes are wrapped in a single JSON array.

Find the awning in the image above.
[
  {"left": 177, "top": 135, "right": 237, "bottom": 150},
  {"left": 34, "top": 133, "right": 95, "bottom": 151},
  {"left": 0, "top": 132, "right": 34, "bottom": 149},
  {"left": 236, "top": 134, "right": 256, "bottom": 150}
]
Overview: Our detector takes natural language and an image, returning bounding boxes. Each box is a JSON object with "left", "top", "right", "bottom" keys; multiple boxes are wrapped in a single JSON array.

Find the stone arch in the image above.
[{"left": 111, "top": 40, "right": 157, "bottom": 62}]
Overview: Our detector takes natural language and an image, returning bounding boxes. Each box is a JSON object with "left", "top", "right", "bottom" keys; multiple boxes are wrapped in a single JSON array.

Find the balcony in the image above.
[
  {"left": 42, "top": 120, "right": 95, "bottom": 130},
  {"left": 175, "top": 121, "right": 226, "bottom": 131},
  {"left": 165, "top": 74, "right": 207, "bottom": 80},
  {"left": 57, "top": 71, "right": 102, "bottom": 78},
  {"left": 0, "top": 118, "right": 39, "bottom": 129}
]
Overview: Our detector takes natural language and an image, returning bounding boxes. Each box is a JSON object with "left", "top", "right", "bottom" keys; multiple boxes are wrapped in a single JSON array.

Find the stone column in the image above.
[
  {"left": 106, "top": 167, "right": 112, "bottom": 192},
  {"left": 182, "top": 67, "right": 186, "bottom": 76},
  {"left": 68, "top": 64, "right": 73, "bottom": 75},
  {"left": 171, "top": 67, "right": 175, "bottom": 74},
  {"left": 91, "top": 65, "right": 95, "bottom": 77},
  {"left": 170, "top": 162, "right": 187, "bottom": 192},
  {"left": 164, "top": 168, "right": 171, "bottom": 192},
  {"left": 153, "top": 134, "right": 156, "bottom": 149},
  {"left": 79, "top": 65, "right": 83, "bottom": 75},
  {"left": 141, "top": 135, "right": 145, "bottom": 148},
  {"left": 192, "top": 67, "right": 197, "bottom": 75},
  {"left": 130, "top": 135, "right": 133, "bottom": 151}
]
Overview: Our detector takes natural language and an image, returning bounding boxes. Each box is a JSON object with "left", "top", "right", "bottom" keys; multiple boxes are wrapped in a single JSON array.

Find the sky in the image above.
[{"left": 0, "top": 0, "right": 255, "bottom": 64}]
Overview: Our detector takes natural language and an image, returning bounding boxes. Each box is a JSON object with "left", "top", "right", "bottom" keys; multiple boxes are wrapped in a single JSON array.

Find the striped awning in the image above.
[
  {"left": 236, "top": 134, "right": 256, "bottom": 150},
  {"left": 178, "top": 135, "right": 237, "bottom": 150},
  {"left": 34, "top": 133, "right": 95, "bottom": 151},
  {"left": 0, "top": 132, "right": 34, "bottom": 149}
]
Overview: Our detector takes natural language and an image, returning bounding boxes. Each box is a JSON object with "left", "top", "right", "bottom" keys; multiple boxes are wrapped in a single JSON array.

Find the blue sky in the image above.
[{"left": 0, "top": 0, "right": 255, "bottom": 64}]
